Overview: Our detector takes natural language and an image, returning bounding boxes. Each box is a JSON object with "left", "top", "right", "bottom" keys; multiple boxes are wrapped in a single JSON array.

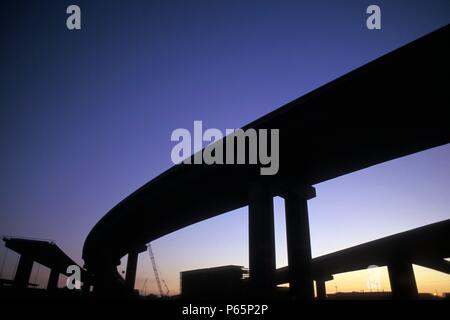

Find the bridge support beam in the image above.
[
  {"left": 13, "top": 254, "right": 33, "bottom": 289},
  {"left": 81, "top": 275, "right": 91, "bottom": 295},
  {"left": 315, "top": 275, "right": 332, "bottom": 299},
  {"left": 125, "top": 250, "right": 139, "bottom": 290},
  {"left": 283, "top": 185, "right": 316, "bottom": 300},
  {"left": 248, "top": 180, "right": 276, "bottom": 297},
  {"left": 388, "top": 261, "right": 418, "bottom": 299},
  {"left": 47, "top": 268, "right": 59, "bottom": 291},
  {"left": 316, "top": 280, "right": 326, "bottom": 299}
]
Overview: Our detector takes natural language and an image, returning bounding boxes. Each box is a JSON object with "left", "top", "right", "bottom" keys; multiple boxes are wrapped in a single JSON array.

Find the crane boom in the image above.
[{"left": 148, "top": 243, "right": 164, "bottom": 296}]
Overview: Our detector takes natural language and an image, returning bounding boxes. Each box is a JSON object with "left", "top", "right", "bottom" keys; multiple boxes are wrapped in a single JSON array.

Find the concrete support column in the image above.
[
  {"left": 13, "top": 255, "right": 33, "bottom": 289},
  {"left": 316, "top": 280, "right": 327, "bottom": 299},
  {"left": 283, "top": 185, "right": 316, "bottom": 300},
  {"left": 248, "top": 180, "right": 276, "bottom": 297},
  {"left": 388, "top": 261, "right": 418, "bottom": 299},
  {"left": 125, "top": 250, "right": 139, "bottom": 290},
  {"left": 315, "top": 275, "right": 332, "bottom": 299},
  {"left": 81, "top": 274, "right": 91, "bottom": 295},
  {"left": 47, "top": 268, "right": 59, "bottom": 291}
]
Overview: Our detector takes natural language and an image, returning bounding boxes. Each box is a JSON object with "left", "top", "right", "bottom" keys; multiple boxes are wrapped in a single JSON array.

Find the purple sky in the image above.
[{"left": 1, "top": 0, "right": 449, "bottom": 294}]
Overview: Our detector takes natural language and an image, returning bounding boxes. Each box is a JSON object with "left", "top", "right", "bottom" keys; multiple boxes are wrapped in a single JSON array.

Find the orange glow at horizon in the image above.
[
  {"left": 132, "top": 264, "right": 450, "bottom": 297},
  {"left": 323, "top": 265, "right": 450, "bottom": 297}
]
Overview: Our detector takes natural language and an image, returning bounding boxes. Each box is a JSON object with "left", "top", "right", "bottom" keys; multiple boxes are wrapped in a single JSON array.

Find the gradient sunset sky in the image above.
[{"left": 1, "top": 0, "right": 449, "bottom": 295}]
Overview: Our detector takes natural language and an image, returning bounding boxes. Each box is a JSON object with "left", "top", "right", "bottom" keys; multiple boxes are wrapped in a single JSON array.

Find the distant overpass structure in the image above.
[
  {"left": 276, "top": 219, "right": 450, "bottom": 299},
  {"left": 82, "top": 25, "right": 450, "bottom": 298},
  {"left": 2, "top": 237, "right": 87, "bottom": 291}
]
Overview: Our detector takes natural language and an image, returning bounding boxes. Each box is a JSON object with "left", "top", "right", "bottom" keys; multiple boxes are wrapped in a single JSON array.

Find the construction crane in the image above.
[{"left": 147, "top": 243, "right": 169, "bottom": 297}]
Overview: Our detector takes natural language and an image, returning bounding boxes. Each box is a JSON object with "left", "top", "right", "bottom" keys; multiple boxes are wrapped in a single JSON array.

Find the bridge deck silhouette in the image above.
[
  {"left": 276, "top": 219, "right": 450, "bottom": 299},
  {"left": 3, "top": 237, "right": 86, "bottom": 290}
]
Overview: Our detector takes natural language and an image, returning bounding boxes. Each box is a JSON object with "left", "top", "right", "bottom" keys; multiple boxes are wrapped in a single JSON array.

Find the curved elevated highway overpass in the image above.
[{"left": 83, "top": 25, "right": 450, "bottom": 298}]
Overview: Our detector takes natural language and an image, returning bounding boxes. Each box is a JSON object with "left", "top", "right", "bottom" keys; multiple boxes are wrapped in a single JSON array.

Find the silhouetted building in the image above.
[{"left": 181, "top": 265, "right": 248, "bottom": 299}]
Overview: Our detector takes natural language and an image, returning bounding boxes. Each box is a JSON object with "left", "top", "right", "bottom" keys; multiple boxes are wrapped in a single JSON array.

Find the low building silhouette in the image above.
[{"left": 181, "top": 265, "right": 248, "bottom": 299}]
